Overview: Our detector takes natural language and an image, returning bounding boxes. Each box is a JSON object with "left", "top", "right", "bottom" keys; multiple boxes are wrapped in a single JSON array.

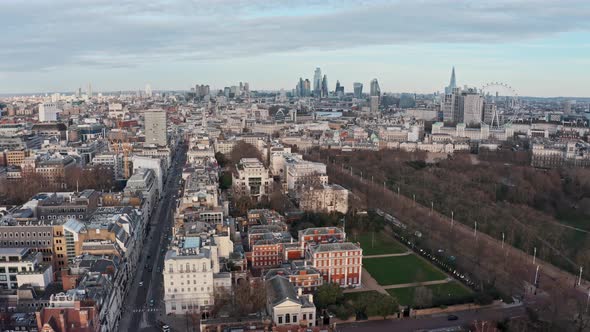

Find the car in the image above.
[
  {"left": 162, "top": 325, "right": 170, "bottom": 332},
  {"left": 148, "top": 267, "right": 153, "bottom": 272},
  {"left": 447, "top": 315, "right": 458, "bottom": 321},
  {"left": 139, "top": 281, "right": 144, "bottom": 287},
  {"left": 149, "top": 299, "right": 155, "bottom": 307},
  {"left": 157, "top": 267, "right": 161, "bottom": 273},
  {"left": 144, "top": 264, "right": 148, "bottom": 269}
]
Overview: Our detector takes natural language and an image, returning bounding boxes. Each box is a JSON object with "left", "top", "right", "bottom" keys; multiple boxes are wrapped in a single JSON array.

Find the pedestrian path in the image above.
[
  {"left": 382, "top": 278, "right": 450, "bottom": 290},
  {"left": 364, "top": 251, "right": 412, "bottom": 258}
]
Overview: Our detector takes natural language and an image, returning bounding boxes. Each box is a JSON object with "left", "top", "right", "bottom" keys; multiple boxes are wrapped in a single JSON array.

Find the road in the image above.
[
  {"left": 336, "top": 304, "right": 525, "bottom": 332},
  {"left": 118, "top": 143, "right": 187, "bottom": 332}
]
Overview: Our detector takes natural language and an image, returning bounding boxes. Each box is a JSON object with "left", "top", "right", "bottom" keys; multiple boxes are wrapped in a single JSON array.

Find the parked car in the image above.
[{"left": 447, "top": 314, "right": 458, "bottom": 321}]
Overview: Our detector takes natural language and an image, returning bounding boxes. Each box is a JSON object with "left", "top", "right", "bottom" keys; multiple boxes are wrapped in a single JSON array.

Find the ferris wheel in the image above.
[{"left": 480, "top": 82, "right": 521, "bottom": 129}]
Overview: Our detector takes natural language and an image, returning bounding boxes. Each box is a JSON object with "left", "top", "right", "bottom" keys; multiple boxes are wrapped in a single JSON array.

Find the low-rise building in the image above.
[
  {"left": 0, "top": 248, "right": 53, "bottom": 290},
  {"left": 299, "top": 184, "right": 348, "bottom": 214},
  {"left": 232, "top": 158, "right": 271, "bottom": 199},
  {"left": 265, "top": 275, "right": 316, "bottom": 328}
]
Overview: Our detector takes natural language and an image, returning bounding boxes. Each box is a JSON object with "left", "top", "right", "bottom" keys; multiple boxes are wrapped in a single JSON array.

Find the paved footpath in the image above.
[
  {"left": 363, "top": 251, "right": 412, "bottom": 259},
  {"left": 382, "top": 278, "right": 451, "bottom": 290}
]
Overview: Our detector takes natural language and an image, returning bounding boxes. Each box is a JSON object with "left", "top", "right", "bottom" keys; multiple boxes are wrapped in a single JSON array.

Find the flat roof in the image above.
[
  {"left": 184, "top": 237, "right": 201, "bottom": 249},
  {"left": 0, "top": 247, "right": 28, "bottom": 257}
]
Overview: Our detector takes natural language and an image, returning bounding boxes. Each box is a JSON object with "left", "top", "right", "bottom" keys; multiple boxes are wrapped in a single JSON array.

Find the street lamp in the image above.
[
  {"left": 533, "top": 247, "right": 537, "bottom": 265},
  {"left": 579, "top": 266, "right": 584, "bottom": 286}
]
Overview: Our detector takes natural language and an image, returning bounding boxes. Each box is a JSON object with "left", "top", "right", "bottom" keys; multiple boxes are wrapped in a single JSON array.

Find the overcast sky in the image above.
[{"left": 1, "top": 0, "right": 589, "bottom": 97}]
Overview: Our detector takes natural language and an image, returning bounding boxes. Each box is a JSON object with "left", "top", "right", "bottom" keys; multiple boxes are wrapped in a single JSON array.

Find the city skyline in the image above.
[{"left": 1, "top": 0, "right": 589, "bottom": 97}]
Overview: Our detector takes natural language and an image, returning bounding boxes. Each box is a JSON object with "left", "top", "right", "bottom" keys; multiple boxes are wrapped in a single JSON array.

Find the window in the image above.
[
  {"left": 293, "top": 315, "right": 297, "bottom": 322},
  {"left": 278, "top": 316, "right": 282, "bottom": 324},
  {"left": 309, "top": 313, "right": 313, "bottom": 320},
  {"left": 285, "top": 314, "right": 290, "bottom": 323}
]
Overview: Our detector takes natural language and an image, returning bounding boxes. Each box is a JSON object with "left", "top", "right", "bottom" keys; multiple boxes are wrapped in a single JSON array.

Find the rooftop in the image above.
[{"left": 310, "top": 242, "right": 361, "bottom": 253}]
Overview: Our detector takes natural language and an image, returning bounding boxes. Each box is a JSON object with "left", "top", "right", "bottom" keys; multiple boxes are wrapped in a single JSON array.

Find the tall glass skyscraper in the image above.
[
  {"left": 370, "top": 78, "right": 381, "bottom": 97},
  {"left": 313, "top": 67, "right": 322, "bottom": 95},
  {"left": 353, "top": 82, "right": 363, "bottom": 99}
]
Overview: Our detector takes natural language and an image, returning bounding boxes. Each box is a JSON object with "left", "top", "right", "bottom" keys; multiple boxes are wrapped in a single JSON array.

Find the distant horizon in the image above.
[
  {"left": 1, "top": 1, "right": 589, "bottom": 97},
  {"left": 1, "top": 89, "right": 590, "bottom": 101}
]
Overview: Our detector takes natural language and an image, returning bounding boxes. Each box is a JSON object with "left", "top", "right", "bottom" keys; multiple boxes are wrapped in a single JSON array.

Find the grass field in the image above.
[
  {"left": 387, "top": 282, "right": 473, "bottom": 307},
  {"left": 352, "top": 232, "right": 407, "bottom": 255},
  {"left": 363, "top": 254, "right": 447, "bottom": 286}
]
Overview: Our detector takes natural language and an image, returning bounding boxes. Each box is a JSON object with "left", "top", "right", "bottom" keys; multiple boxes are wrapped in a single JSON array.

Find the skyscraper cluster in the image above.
[
  {"left": 297, "top": 67, "right": 330, "bottom": 98},
  {"left": 294, "top": 67, "right": 341, "bottom": 98},
  {"left": 296, "top": 78, "right": 311, "bottom": 97}
]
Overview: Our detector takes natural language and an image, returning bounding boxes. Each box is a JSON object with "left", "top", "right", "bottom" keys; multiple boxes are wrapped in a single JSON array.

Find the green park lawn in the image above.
[
  {"left": 387, "top": 282, "right": 473, "bottom": 307},
  {"left": 352, "top": 232, "right": 407, "bottom": 256},
  {"left": 363, "top": 254, "right": 447, "bottom": 286}
]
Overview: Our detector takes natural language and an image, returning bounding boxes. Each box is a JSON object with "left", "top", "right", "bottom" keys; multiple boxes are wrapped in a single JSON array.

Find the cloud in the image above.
[{"left": 0, "top": 0, "right": 589, "bottom": 72}]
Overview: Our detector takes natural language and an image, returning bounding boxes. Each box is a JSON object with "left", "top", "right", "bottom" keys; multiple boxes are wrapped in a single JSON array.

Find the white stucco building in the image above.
[{"left": 232, "top": 158, "right": 271, "bottom": 199}]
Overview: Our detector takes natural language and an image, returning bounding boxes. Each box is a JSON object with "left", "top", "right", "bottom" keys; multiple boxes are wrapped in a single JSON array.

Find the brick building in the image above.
[{"left": 306, "top": 242, "right": 362, "bottom": 288}]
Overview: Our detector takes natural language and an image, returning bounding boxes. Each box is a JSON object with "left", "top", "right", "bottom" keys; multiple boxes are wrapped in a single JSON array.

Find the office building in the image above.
[
  {"left": 313, "top": 67, "right": 322, "bottom": 96},
  {"left": 442, "top": 88, "right": 462, "bottom": 123},
  {"left": 370, "top": 79, "right": 381, "bottom": 98},
  {"left": 370, "top": 95, "right": 380, "bottom": 113},
  {"left": 461, "top": 88, "right": 484, "bottom": 125},
  {"left": 144, "top": 109, "right": 167, "bottom": 146},
  {"left": 38, "top": 103, "right": 61, "bottom": 122},
  {"left": 321, "top": 75, "right": 329, "bottom": 98},
  {"left": 353, "top": 82, "right": 363, "bottom": 99}
]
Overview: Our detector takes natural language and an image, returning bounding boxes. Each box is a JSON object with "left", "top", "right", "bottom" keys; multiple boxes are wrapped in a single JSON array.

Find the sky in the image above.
[{"left": 0, "top": 0, "right": 589, "bottom": 97}]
